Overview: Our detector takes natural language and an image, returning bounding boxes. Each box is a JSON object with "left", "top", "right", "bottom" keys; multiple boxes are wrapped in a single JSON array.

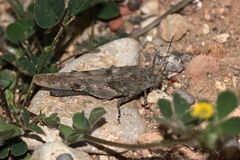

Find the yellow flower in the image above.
[{"left": 191, "top": 102, "right": 214, "bottom": 120}]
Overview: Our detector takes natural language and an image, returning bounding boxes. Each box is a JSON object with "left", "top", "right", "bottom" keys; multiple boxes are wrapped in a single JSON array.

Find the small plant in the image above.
[
  {"left": 59, "top": 107, "right": 106, "bottom": 145},
  {"left": 157, "top": 90, "right": 240, "bottom": 151}
]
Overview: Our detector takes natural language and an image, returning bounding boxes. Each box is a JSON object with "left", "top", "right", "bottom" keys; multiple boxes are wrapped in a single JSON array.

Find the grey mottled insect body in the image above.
[{"left": 33, "top": 65, "right": 162, "bottom": 101}]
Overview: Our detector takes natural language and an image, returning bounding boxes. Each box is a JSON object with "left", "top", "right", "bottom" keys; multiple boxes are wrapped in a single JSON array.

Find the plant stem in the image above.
[
  {"left": 130, "top": 0, "right": 194, "bottom": 38},
  {"left": 84, "top": 134, "right": 187, "bottom": 149},
  {"left": 48, "top": 14, "right": 75, "bottom": 53}
]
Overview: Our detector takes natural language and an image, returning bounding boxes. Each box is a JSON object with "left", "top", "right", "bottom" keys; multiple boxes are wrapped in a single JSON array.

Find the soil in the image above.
[{"left": 1, "top": 0, "right": 240, "bottom": 159}]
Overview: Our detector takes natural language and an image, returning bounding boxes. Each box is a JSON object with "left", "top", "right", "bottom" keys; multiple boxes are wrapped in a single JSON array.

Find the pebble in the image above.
[
  {"left": 31, "top": 142, "right": 92, "bottom": 160},
  {"left": 140, "top": 0, "right": 160, "bottom": 15},
  {"left": 28, "top": 38, "right": 145, "bottom": 154},
  {"left": 57, "top": 153, "right": 74, "bottom": 160},
  {"left": 0, "top": 13, "right": 14, "bottom": 28},
  {"left": 140, "top": 16, "right": 158, "bottom": 28},
  {"left": 202, "top": 23, "right": 210, "bottom": 35},
  {"left": 128, "top": 0, "right": 142, "bottom": 11},
  {"left": 159, "top": 14, "right": 190, "bottom": 42},
  {"left": 61, "top": 38, "right": 140, "bottom": 71},
  {"left": 193, "top": 0, "right": 203, "bottom": 10},
  {"left": 138, "top": 132, "right": 163, "bottom": 144},
  {"left": 146, "top": 89, "right": 171, "bottom": 105},
  {"left": 213, "top": 33, "right": 230, "bottom": 44},
  {"left": 173, "top": 89, "right": 196, "bottom": 105},
  {"left": 108, "top": 17, "right": 124, "bottom": 31}
]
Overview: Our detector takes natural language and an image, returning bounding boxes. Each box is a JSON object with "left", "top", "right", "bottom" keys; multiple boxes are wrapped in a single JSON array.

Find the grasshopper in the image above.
[{"left": 32, "top": 42, "right": 185, "bottom": 121}]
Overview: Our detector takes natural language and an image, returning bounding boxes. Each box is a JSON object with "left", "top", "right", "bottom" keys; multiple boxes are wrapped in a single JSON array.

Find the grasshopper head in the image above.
[{"left": 152, "top": 51, "right": 190, "bottom": 78}]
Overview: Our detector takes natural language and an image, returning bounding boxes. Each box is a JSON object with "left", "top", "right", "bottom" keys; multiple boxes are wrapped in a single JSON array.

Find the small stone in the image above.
[
  {"left": 140, "top": 16, "right": 158, "bottom": 28},
  {"left": 213, "top": 33, "right": 230, "bottom": 43},
  {"left": 193, "top": 0, "right": 203, "bottom": 10},
  {"left": 57, "top": 153, "right": 73, "bottom": 160},
  {"left": 146, "top": 89, "right": 171, "bottom": 105},
  {"left": 31, "top": 142, "right": 92, "bottom": 160},
  {"left": 0, "top": 13, "right": 14, "bottom": 28},
  {"left": 215, "top": 80, "right": 226, "bottom": 91},
  {"left": 178, "top": 145, "right": 208, "bottom": 160},
  {"left": 128, "top": 0, "right": 142, "bottom": 11},
  {"left": 202, "top": 23, "right": 210, "bottom": 35},
  {"left": 108, "top": 17, "right": 124, "bottom": 31},
  {"left": 173, "top": 89, "right": 196, "bottom": 105},
  {"left": 138, "top": 132, "right": 163, "bottom": 144},
  {"left": 159, "top": 14, "right": 190, "bottom": 42},
  {"left": 140, "top": 0, "right": 160, "bottom": 15},
  {"left": 61, "top": 38, "right": 140, "bottom": 71}
]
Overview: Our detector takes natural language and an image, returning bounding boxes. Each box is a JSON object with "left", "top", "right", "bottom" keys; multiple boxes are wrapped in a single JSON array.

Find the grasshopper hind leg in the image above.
[{"left": 116, "top": 94, "right": 137, "bottom": 123}]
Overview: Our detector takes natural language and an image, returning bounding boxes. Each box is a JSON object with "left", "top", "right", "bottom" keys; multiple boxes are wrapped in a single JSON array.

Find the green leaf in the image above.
[
  {"left": 216, "top": 90, "right": 238, "bottom": 120},
  {"left": 157, "top": 99, "right": 173, "bottom": 119},
  {"left": 68, "top": 0, "right": 91, "bottom": 15},
  {"left": 44, "top": 113, "right": 60, "bottom": 128},
  {"left": 15, "top": 19, "right": 35, "bottom": 39},
  {"left": 59, "top": 124, "right": 73, "bottom": 141},
  {"left": 89, "top": 107, "right": 106, "bottom": 127},
  {"left": 20, "top": 108, "right": 30, "bottom": 125},
  {"left": 0, "top": 146, "right": 9, "bottom": 159},
  {"left": 27, "top": 3, "right": 35, "bottom": 14},
  {"left": 0, "top": 124, "right": 22, "bottom": 140},
  {"left": 96, "top": 2, "right": 120, "bottom": 20},
  {"left": 2, "top": 53, "right": 17, "bottom": 65},
  {"left": 0, "top": 57, "right": 5, "bottom": 66},
  {"left": 5, "top": 19, "right": 35, "bottom": 45},
  {"left": 0, "top": 70, "right": 16, "bottom": 90},
  {"left": 201, "top": 131, "right": 219, "bottom": 149},
  {"left": 5, "top": 22, "right": 25, "bottom": 44},
  {"left": 21, "top": 153, "right": 31, "bottom": 160},
  {"left": 0, "top": 129, "right": 16, "bottom": 142},
  {"left": 11, "top": 141, "right": 27, "bottom": 157},
  {"left": 68, "top": 0, "right": 106, "bottom": 16},
  {"left": 67, "top": 132, "right": 84, "bottom": 144},
  {"left": 35, "top": 52, "right": 52, "bottom": 72},
  {"left": 28, "top": 124, "right": 45, "bottom": 135},
  {"left": 7, "top": 0, "right": 24, "bottom": 18},
  {"left": 17, "top": 56, "right": 37, "bottom": 76},
  {"left": 34, "top": 0, "right": 65, "bottom": 28},
  {"left": 181, "top": 111, "right": 197, "bottom": 126},
  {"left": 72, "top": 112, "right": 90, "bottom": 132},
  {"left": 216, "top": 117, "right": 240, "bottom": 135},
  {"left": 173, "top": 93, "right": 190, "bottom": 117}
]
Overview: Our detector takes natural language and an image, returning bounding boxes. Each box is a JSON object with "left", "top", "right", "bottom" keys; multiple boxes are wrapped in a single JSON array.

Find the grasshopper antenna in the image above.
[{"left": 152, "top": 35, "right": 174, "bottom": 74}]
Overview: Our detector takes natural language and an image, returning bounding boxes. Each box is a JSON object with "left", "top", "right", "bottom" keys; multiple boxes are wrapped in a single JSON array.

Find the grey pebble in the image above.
[
  {"left": 173, "top": 89, "right": 196, "bottom": 105},
  {"left": 128, "top": 0, "right": 142, "bottom": 10},
  {"left": 57, "top": 153, "right": 73, "bottom": 160}
]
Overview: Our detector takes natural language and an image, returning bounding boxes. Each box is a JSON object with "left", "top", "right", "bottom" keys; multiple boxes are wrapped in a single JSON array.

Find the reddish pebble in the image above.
[
  {"left": 108, "top": 17, "right": 124, "bottom": 31},
  {"left": 120, "top": 5, "right": 132, "bottom": 16}
]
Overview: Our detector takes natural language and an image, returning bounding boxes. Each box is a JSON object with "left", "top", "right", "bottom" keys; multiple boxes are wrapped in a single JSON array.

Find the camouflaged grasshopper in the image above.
[{"left": 32, "top": 42, "right": 185, "bottom": 120}]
